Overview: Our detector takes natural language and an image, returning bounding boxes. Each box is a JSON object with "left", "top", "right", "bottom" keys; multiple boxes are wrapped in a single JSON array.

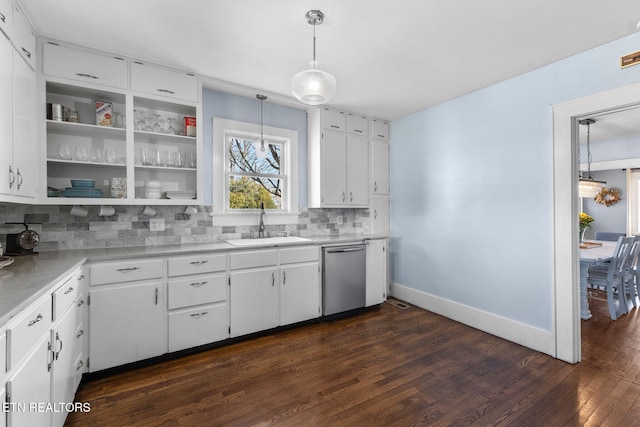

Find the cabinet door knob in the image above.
[
  {"left": 342, "top": 192, "right": 346, "bottom": 202},
  {"left": 350, "top": 192, "right": 353, "bottom": 202},
  {"left": 21, "top": 47, "right": 31, "bottom": 59},
  {"left": 374, "top": 182, "right": 377, "bottom": 192}
]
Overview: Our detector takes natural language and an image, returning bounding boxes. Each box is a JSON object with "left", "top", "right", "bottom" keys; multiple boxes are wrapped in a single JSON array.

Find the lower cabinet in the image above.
[
  {"left": 167, "top": 303, "right": 227, "bottom": 352},
  {"left": 229, "top": 267, "right": 279, "bottom": 338},
  {"left": 5, "top": 337, "right": 51, "bottom": 427},
  {"left": 280, "top": 263, "right": 320, "bottom": 325},
  {"left": 89, "top": 281, "right": 165, "bottom": 371},
  {"left": 50, "top": 305, "right": 78, "bottom": 427},
  {"left": 366, "top": 238, "right": 388, "bottom": 306}
]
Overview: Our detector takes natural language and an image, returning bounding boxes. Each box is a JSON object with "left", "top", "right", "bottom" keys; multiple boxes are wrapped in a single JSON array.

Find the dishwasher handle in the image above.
[{"left": 325, "top": 246, "right": 365, "bottom": 254}]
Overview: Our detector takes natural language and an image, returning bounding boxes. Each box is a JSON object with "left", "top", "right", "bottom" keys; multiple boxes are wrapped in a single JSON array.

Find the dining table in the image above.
[{"left": 579, "top": 240, "right": 616, "bottom": 320}]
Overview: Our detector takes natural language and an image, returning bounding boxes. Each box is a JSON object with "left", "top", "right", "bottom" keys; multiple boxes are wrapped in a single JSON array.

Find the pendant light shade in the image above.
[
  {"left": 291, "top": 10, "right": 337, "bottom": 105},
  {"left": 578, "top": 118, "right": 606, "bottom": 198}
]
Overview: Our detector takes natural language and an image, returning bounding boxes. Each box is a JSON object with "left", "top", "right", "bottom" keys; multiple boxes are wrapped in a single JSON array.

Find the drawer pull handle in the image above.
[
  {"left": 272, "top": 272, "right": 275, "bottom": 287},
  {"left": 77, "top": 299, "right": 85, "bottom": 307},
  {"left": 190, "top": 261, "right": 209, "bottom": 266},
  {"left": 354, "top": 129, "right": 363, "bottom": 133},
  {"left": 8, "top": 165, "right": 14, "bottom": 189},
  {"left": 283, "top": 271, "right": 286, "bottom": 285},
  {"left": 189, "top": 281, "right": 208, "bottom": 287},
  {"left": 157, "top": 89, "right": 176, "bottom": 94},
  {"left": 16, "top": 169, "right": 22, "bottom": 190},
  {"left": 55, "top": 332, "right": 63, "bottom": 360},
  {"left": 0, "top": 13, "right": 5, "bottom": 23},
  {"left": 64, "top": 286, "right": 74, "bottom": 295},
  {"left": 155, "top": 287, "right": 159, "bottom": 305},
  {"left": 76, "top": 329, "right": 84, "bottom": 339},
  {"left": 190, "top": 312, "right": 208, "bottom": 319},
  {"left": 76, "top": 360, "right": 84, "bottom": 371},
  {"left": 377, "top": 134, "right": 385, "bottom": 138},
  {"left": 330, "top": 125, "right": 340, "bottom": 129},
  {"left": 75, "top": 73, "right": 98, "bottom": 79},
  {"left": 78, "top": 275, "right": 85, "bottom": 281},
  {"left": 28, "top": 313, "right": 43, "bottom": 326},
  {"left": 117, "top": 267, "right": 140, "bottom": 272},
  {"left": 374, "top": 182, "right": 377, "bottom": 192},
  {"left": 21, "top": 47, "right": 31, "bottom": 59}
]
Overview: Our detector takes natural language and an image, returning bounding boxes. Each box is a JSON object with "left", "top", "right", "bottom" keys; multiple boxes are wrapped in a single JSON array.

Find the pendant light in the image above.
[
  {"left": 578, "top": 118, "right": 606, "bottom": 198},
  {"left": 291, "top": 10, "right": 337, "bottom": 105},
  {"left": 255, "top": 94, "right": 268, "bottom": 159}
]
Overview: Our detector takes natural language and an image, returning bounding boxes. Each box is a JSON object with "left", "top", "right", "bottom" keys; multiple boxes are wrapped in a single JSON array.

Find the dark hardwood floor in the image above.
[{"left": 65, "top": 295, "right": 640, "bottom": 426}]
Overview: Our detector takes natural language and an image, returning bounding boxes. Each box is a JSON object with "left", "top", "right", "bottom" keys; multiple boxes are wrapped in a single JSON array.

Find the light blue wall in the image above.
[
  {"left": 390, "top": 32, "right": 640, "bottom": 332},
  {"left": 201, "top": 89, "right": 308, "bottom": 207}
]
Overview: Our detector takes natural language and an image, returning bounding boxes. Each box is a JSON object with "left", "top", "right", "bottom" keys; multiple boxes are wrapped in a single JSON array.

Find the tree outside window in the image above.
[{"left": 227, "top": 136, "right": 285, "bottom": 210}]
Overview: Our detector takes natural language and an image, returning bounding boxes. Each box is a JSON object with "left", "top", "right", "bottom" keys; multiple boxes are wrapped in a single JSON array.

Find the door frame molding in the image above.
[{"left": 553, "top": 82, "right": 640, "bottom": 362}]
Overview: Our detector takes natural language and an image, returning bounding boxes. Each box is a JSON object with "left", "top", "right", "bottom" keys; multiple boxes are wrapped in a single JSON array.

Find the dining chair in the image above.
[
  {"left": 623, "top": 236, "right": 640, "bottom": 309},
  {"left": 593, "top": 231, "right": 626, "bottom": 241},
  {"left": 587, "top": 236, "right": 635, "bottom": 320}
]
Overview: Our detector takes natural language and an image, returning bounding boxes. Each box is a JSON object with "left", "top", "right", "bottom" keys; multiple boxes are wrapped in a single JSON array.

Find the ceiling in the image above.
[{"left": 19, "top": 0, "right": 640, "bottom": 121}]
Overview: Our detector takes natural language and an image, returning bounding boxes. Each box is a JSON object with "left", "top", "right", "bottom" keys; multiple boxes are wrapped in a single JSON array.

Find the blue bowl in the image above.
[{"left": 70, "top": 179, "right": 95, "bottom": 188}]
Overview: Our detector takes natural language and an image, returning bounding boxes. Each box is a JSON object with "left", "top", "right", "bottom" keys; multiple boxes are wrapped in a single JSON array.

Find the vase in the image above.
[{"left": 580, "top": 228, "right": 587, "bottom": 244}]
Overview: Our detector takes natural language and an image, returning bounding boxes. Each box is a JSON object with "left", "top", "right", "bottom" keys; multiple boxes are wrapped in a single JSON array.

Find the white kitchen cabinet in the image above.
[
  {"left": 42, "top": 42, "right": 201, "bottom": 205},
  {"left": 371, "top": 194, "right": 390, "bottom": 236},
  {"left": 0, "top": 18, "right": 36, "bottom": 201},
  {"left": 167, "top": 303, "right": 227, "bottom": 352},
  {"left": 371, "top": 119, "right": 390, "bottom": 141},
  {"left": 50, "top": 304, "right": 78, "bottom": 427},
  {"left": 280, "top": 263, "right": 320, "bottom": 325},
  {"left": 42, "top": 42, "right": 128, "bottom": 89},
  {"left": 347, "top": 135, "right": 369, "bottom": 206},
  {"left": 320, "top": 107, "right": 346, "bottom": 131},
  {"left": 131, "top": 61, "right": 198, "bottom": 102},
  {"left": 11, "top": 4, "right": 34, "bottom": 70},
  {"left": 229, "top": 267, "right": 279, "bottom": 337},
  {"left": 0, "top": 31, "right": 12, "bottom": 197},
  {"left": 0, "top": 0, "right": 12, "bottom": 39},
  {"left": 12, "top": 45, "right": 36, "bottom": 198},
  {"left": 371, "top": 139, "right": 390, "bottom": 195},
  {"left": 308, "top": 108, "right": 370, "bottom": 208},
  {"left": 0, "top": 387, "right": 5, "bottom": 427},
  {"left": 347, "top": 113, "right": 369, "bottom": 137},
  {"left": 89, "top": 281, "right": 165, "bottom": 371},
  {"left": 6, "top": 337, "right": 51, "bottom": 427},
  {"left": 366, "top": 238, "right": 388, "bottom": 306}
]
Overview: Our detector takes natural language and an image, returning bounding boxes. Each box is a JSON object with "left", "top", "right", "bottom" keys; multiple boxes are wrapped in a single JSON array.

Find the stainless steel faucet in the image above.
[{"left": 258, "top": 201, "right": 265, "bottom": 238}]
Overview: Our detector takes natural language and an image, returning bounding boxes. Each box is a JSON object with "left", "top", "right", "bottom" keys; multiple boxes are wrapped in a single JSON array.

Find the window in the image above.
[
  {"left": 227, "top": 135, "right": 284, "bottom": 210},
  {"left": 212, "top": 118, "right": 298, "bottom": 225}
]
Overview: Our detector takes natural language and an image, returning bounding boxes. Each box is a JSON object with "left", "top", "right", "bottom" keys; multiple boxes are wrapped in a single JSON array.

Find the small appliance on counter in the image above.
[{"left": 4, "top": 221, "right": 40, "bottom": 256}]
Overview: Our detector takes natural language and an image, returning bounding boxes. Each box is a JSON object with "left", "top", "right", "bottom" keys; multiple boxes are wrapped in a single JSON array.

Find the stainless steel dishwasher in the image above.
[{"left": 323, "top": 244, "right": 366, "bottom": 316}]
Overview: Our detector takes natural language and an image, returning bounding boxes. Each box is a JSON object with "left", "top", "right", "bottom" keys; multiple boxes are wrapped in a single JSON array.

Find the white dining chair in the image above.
[
  {"left": 623, "top": 236, "right": 640, "bottom": 309},
  {"left": 587, "top": 236, "right": 635, "bottom": 320}
]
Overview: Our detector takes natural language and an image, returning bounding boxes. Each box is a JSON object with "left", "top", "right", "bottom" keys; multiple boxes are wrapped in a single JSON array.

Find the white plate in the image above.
[{"left": 165, "top": 191, "right": 196, "bottom": 199}]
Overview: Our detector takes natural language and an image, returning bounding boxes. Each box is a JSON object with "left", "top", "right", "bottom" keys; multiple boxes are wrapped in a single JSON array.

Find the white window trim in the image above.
[{"left": 212, "top": 118, "right": 299, "bottom": 226}]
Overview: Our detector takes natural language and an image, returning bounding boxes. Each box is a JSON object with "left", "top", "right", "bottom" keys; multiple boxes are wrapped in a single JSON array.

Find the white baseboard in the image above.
[{"left": 390, "top": 283, "right": 556, "bottom": 357}]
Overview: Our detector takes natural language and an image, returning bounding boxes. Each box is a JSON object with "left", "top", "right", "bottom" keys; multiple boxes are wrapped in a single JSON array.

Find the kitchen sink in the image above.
[{"left": 225, "top": 236, "right": 311, "bottom": 247}]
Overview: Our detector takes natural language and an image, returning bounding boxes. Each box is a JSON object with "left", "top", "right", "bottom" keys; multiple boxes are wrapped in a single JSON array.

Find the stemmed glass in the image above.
[
  {"left": 134, "top": 109, "right": 147, "bottom": 131},
  {"left": 152, "top": 114, "right": 163, "bottom": 133},
  {"left": 166, "top": 118, "right": 177, "bottom": 135}
]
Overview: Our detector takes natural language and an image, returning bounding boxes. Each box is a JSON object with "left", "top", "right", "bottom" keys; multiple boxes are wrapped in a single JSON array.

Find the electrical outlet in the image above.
[{"left": 149, "top": 218, "right": 165, "bottom": 231}]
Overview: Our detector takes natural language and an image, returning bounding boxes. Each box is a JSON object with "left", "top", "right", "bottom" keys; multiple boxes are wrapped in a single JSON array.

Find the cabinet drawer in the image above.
[
  {"left": 168, "top": 303, "right": 228, "bottom": 352},
  {"left": 12, "top": 4, "right": 34, "bottom": 70},
  {"left": 52, "top": 272, "right": 79, "bottom": 321},
  {"left": 90, "top": 258, "right": 163, "bottom": 285},
  {"left": 0, "top": 0, "right": 12, "bottom": 39},
  {"left": 347, "top": 113, "right": 369, "bottom": 136},
  {"left": 168, "top": 274, "right": 226, "bottom": 309},
  {"left": 131, "top": 61, "right": 198, "bottom": 102},
  {"left": 279, "top": 246, "right": 319, "bottom": 264},
  {"left": 167, "top": 253, "right": 226, "bottom": 277},
  {"left": 43, "top": 42, "right": 128, "bottom": 89},
  {"left": 6, "top": 297, "right": 52, "bottom": 370},
  {"left": 371, "top": 119, "right": 390, "bottom": 140},
  {"left": 229, "top": 249, "right": 278, "bottom": 270},
  {"left": 322, "top": 107, "right": 346, "bottom": 131}
]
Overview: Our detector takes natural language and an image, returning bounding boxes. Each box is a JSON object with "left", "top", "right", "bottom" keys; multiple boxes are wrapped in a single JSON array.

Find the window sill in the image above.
[{"left": 210, "top": 211, "right": 300, "bottom": 226}]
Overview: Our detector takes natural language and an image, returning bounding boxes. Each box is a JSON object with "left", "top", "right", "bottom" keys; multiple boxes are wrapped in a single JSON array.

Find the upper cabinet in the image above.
[
  {"left": 371, "top": 119, "right": 389, "bottom": 141},
  {"left": 40, "top": 41, "right": 202, "bottom": 205},
  {"left": 0, "top": 1, "right": 36, "bottom": 203},
  {"left": 308, "top": 107, "right": 370, "bottom": 208},
  {"left": 42, "top": 43, "right": 128, "bottom": 89},
  {"left": 131, "top": 61, "right": 198, "bottom": 102}
]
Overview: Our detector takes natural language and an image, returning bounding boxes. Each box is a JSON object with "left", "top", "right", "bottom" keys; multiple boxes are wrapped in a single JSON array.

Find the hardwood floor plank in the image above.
[{"left": 66, "top": 298, "right": 640, "bottom": 426}]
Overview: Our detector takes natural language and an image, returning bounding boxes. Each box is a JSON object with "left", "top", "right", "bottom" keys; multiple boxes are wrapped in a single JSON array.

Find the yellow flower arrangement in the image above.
[{"left": 579, "top": 212, "right": 594, "bottom": 235}]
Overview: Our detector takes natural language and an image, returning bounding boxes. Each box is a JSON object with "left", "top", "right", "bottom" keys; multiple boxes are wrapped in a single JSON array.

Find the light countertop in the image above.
[{"left": 0, "top": 234, "right": 384, "bottom": 329}]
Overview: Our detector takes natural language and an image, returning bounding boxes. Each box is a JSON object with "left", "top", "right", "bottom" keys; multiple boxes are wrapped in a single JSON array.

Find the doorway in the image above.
[{"left": 553, "top": 82, "right": 640, "bottom": 363}]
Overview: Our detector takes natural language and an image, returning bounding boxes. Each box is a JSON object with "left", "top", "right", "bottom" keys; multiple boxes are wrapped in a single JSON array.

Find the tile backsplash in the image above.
[{"left": 0, "top": 204, "right": 370, "bottom": 251}]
